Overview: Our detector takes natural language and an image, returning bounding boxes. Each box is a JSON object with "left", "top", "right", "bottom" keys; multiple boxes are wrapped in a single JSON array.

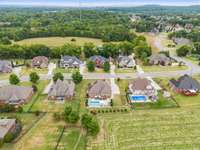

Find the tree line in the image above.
[{"left": 0, "top": 36, "right": 151, "bottom": 60}]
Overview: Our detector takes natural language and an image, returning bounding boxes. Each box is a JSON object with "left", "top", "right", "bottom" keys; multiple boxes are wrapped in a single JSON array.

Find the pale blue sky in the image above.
[{"left": 0, "top": 0, "right": 199, "bottom": 7}]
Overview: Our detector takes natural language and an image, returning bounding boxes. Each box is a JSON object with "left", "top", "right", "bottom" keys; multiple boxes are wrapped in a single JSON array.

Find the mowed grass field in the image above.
[
  {"left": 89, "top": 107, "right": 200, "bottom": 150},
  {"left": 15, "top": 37, "right": 104, "bottom": 47}
]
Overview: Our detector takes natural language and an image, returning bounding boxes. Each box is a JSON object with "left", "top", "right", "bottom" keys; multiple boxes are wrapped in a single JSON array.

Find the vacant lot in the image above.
[
  {"left": 141, "top": 65, "right": 188, "bottom": 72},
  {"left": 16, "top": 37, "right": 104, "bottom": 47},
  {"left": 89, "top": 107, "right": 200, "bottom": 150}
]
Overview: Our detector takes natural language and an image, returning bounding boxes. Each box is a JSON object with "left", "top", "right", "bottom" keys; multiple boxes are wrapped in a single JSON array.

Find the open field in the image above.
[
  {"left": 0, "top": 73, "right": 10, "bottom": 80},
  {"left": 89, "top": 107, "right": 200, "bottom": 150},
  {"left": 15, "top": 37, "right": 104, "bottom": 47}
]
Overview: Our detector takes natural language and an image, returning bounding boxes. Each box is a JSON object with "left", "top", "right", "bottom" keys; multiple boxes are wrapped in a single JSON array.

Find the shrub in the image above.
[
  {"left": 71, "top": 38, "right": 76, "bottom": 42},
  {"left": 9, "top": 74, "right": 20, "bottom": 85},
  {"left": 103, "top": 61, "right": 110, "bottom": 72},
  {"left": 29, "top": 72, "right": 40, "bottom": 84},
  {"left": 35, "top": 111, "right": 40, "bottom": 116},
  {"left": 53, "top": 112, "right": 61, "bottom": 121},
  {"left": 53, "top": 72, "right": 64, "bottom": 82},
  {"left": 4, "top": 133, "right": 14, "bottom": 143},
  {"left": 87, "top": 60, "right": 95, "bottom": 72}
]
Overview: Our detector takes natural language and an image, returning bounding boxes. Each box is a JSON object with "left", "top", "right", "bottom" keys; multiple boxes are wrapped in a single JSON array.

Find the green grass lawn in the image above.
[
  {"left": 89, "top": 107, "right": 200, "bottom": 150},
  {"left": 20, "top": 67, "right": 48, "bottom": 76},
  {"left": 57, "top": 128, "right": 86, "bottom": 150},
  {"left": 185, "top": 55, "right": 199, "bottom": 65},
  {"left": 141, "top": 65, "right": 188, "bottom": 72},
  {"left": 115, "top": 68, "right": 136, "bottom": 73},
  {"left": 20, "top": 80, "right": 50, "bottom": 112},
  {"left": 53, "top": 67, "right": 79, "bottom": 74},
  {"left": 155, "top": 77, "right": 200, "bottom": 107},
  {"left": 1, "top": 114, "right": 65, "bottom": 150},
  {"left": 0, "top": 73, "right": 10, "bottom": 80},
  {"left": 84, "top": 68, "right": 109, "bottom": 73},
  {"left": 1, "top": 113, "right": 43, "bottom": 150},
  {"left": 15, "top": 36, "right": 104, "bottom": 47}
]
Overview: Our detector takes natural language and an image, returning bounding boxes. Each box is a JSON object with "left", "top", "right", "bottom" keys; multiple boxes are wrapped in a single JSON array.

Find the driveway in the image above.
[{"left": 110, "top": 64, "right": 120, "bottom": 98}]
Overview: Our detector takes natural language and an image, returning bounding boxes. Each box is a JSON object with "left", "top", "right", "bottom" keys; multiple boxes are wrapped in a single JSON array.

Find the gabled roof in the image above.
[
  {"left": 0, "top": 85, "right": 33, "bottom": 103},
  {"left": 0, "top": 119, "right": 16, "bottom": 139},
  {"left": 118, "top": 56, "right": 135, "bottom": 66},
  {"left": 32, "top": 56, "right": 49, "bottom": 66},
  {"left": 48, "top": 79, "right": 75, "bottom": 97},
  {"left": 88, "top": 80, "right": 111, "bottom": 98},
  {"left": 130, "top": 78, "right": 154, "bottom": 91},
  {"left": 170, "top": 75, "right": 200, "bottom": 90},
  {"left": 149, "top": 54, "right": 171, "bottom": 62},
  {"left": 89, "top": 55, "right": 107, "bottom": 64},
  {"left": 61, "top": 56, "right": 82, "bottom": 65}
]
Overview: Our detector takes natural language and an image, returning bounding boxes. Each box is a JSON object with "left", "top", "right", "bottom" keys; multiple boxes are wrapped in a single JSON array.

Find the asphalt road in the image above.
[{"left": 1, "top": 33, "right": 200, "bottom": 86}]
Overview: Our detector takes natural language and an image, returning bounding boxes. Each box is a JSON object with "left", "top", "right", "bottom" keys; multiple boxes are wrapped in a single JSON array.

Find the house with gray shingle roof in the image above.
[
  {"left": 87, "top": 80, "right": 111, "bottom": 107},
  {"left": 117, "top": 56, "right": 136, "bottom": 68},
  {"left": 0, "top": 119, "right": 16, "bottom": 140},
  {"left": 60, "top": 55, "right": 83, "bottom": 68},
  {"left": 0, "top": 60, "right": 12, "bottom": 73},
  {"left": 48, "top": 79, "right": 75, "bottom": 101},
  {"left": 89, "top": 55, "right": 107, "bottom": 68},
  {"left": 0, "top": 85, "right": 33, "bottom": 105},
  {"left": 148, "top": 54, "right": 172, "bottom": 66},
  {"left": 169, "top": 74, "right": 200, "bottom": 96}
]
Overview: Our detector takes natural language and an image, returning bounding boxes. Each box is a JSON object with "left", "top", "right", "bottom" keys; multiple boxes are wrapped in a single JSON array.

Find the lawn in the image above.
[
  {"left": 89, "top": 107, "right": 200, "bottom": 150},
  {"left": 57, "top": 128, "right": 86, "bottom": 150},
  {"left": 155, "top": 77, "right": 200, "bottom": 107},
  {"left": 1, "top": 114, "right": 65, "bottom": 150},
  {"left": 1, "top": 113, "right": 43, "bottom": 150},
  {"left": 0, "top": 73, "right": 10, "bottom": 80},
  {"left": 53, "top": 67, "right": 79, "bottom": 74},
  {"left": 15, "top": 36, "right": 104, "bottom": 47},
  {"left": 20, "top": 80, "right": 50, "bottom": 112},
  {"left": 185, "top": 55, "right": 199, "bottom": 65},
  {"left": 115, "top": 68, "right": 136, "bottom": 73},
  {"left": 20, "top": 67, "right": 48, "bottom": 76},
  {"left": 141, "top": 65, "right": 188, "bottom": 72},
  {"left": 84, "top": 68, "right": 109, "bottom": 73}
]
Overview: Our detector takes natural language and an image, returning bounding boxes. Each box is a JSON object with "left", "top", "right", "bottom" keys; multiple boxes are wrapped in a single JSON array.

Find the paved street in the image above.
[{"left": 1, "top": 33, "right": 200, "bottom": 86}]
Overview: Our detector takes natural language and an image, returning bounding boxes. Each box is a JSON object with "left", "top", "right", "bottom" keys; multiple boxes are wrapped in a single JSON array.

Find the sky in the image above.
[{"left": 0, "top": 0, "right": 199, "bottom": 7}]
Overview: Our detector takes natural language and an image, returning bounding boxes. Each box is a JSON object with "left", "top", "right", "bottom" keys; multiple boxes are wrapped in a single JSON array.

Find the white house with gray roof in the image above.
[
  {"left": 0, "top": 60, "right": 12, "bottom": 73},
  {"left": 0, "top": 85, "right": 33, "bottom": 105},
  {"left": 48, "top": 79, "right": 75, "bottom": 101},
  {"left": 117, "top": 56, "right": 136, "bottom": 68},
  {"left": 60, "top": 55, "right": 83, "bottom": 68}
]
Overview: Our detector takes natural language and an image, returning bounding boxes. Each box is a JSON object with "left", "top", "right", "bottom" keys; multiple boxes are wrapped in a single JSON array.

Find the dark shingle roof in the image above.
[{"left": 170, "top": 75, "right": 200, "bottom": 90}]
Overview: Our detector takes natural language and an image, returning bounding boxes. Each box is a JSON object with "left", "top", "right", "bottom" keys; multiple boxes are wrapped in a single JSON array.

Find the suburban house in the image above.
[
  {"left": 87, "top": 80, "right": 112, "bottom": 107},
  {"left": 128, "top": 78, "right": 157, "bottom": 103},
  {"left": 89, "top": 55, "right": 108, "bottom": 68},
  {"left": 60, "top": 55, "right": 83, "bottom": 68},
  {"left": 48, "top": 79, "right": 75, "bottom": 101},
  {"left": 117, "top": 56, "right": 136, "bottom": 68},
  {"left": 0, "top": 119, "right": 16, "bottom": 140},
  {"left": 148, "top": 54, "right": 172, "bottom": 66},
  {"left": 32, "top": 56, "right": 49, "bottom": 68},
  {"left": 0, "top": 85, "right": 33, "bottom": 105},
  {"left": 0, "top": 60, "right": 12, "bottom": 73},
  {"left": 169, "top": 74, "right": 200, "bottom": 96}
]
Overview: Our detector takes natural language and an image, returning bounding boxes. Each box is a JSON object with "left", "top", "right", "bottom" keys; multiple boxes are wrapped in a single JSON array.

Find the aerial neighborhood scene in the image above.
[{"left": 1, "top": 0, "right": 200, "bottom": 149}]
